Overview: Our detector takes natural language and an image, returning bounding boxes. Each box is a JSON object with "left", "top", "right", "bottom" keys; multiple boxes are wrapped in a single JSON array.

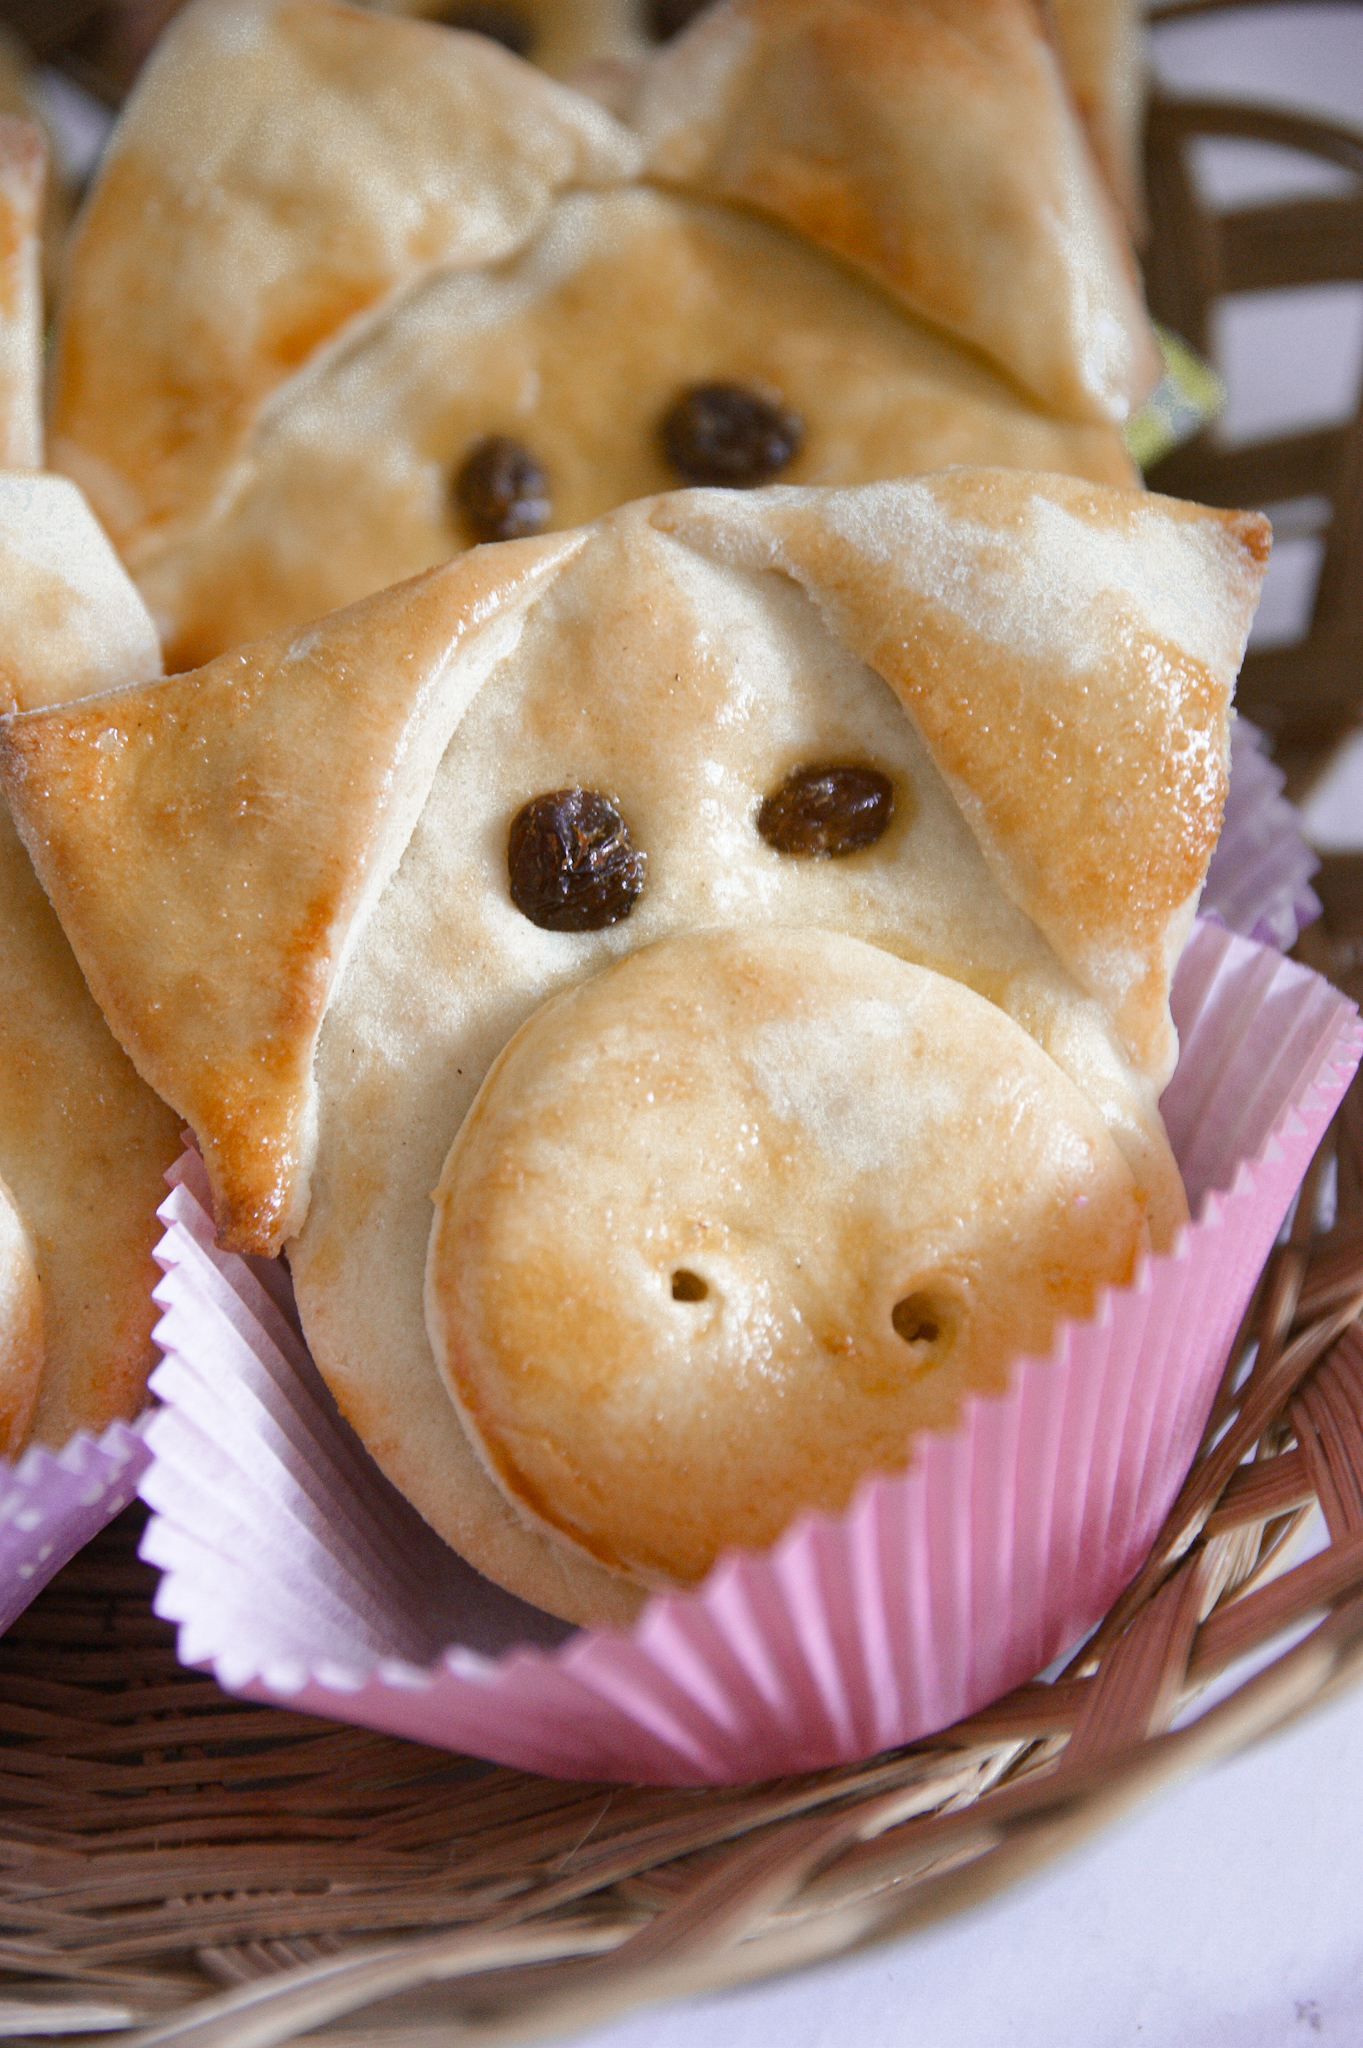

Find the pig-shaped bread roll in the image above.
[
  {"left": 0, "top": 471, "right": 1268, "bottom": 1617},
  {"left": 48, "top": 0, "right": 1156, "bottom": 669}
]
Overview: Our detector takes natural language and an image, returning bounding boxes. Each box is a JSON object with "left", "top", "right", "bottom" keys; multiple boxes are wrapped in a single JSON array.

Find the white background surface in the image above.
[
  {"left": 563, "top": 9, "right": 1363, "bottom": 2045},
  {"left": 579, "top": 1679, "right": 1363, "bottom": 2048}
]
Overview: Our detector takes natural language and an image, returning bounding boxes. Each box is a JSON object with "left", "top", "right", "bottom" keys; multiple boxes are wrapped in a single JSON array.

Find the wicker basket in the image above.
[{"left": 1, "top": 3, "right": 1362, "bottom": 2042}]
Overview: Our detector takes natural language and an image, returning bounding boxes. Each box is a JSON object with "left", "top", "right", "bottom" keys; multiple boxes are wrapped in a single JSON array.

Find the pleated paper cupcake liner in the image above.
[
  {"left": 1202, "top": 717, "right": 1321, "bottom": 951},
  {"left": 0, "top": 1418, "right": 151, "bottom": 1635},
  {"left": 138, "top": 919, "right": 1360, "bottom": 1784}
]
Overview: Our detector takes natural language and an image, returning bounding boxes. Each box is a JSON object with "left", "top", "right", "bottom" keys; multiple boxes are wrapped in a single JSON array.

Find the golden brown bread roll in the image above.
[
  {"left": 0, "top": 471, "right": 1268, "bottom": 1610},
  {"left": 47, "top": 0, "right": 1155, "bottom": 668}
]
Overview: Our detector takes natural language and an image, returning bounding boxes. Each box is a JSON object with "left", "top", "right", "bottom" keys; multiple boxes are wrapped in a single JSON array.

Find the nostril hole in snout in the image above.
[
  {"left": 893, "top": 1293, "right": 945, "bottom": 1346},
  {"left": 672, "top": 1270, "right": 709, "bottom": 1302}
]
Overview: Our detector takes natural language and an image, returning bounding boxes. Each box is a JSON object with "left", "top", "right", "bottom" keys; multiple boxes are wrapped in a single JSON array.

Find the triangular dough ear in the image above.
[
  {"left": 632, "top": 0, "right": 1159, "bottom": 424},
  {"left": 48, "top": 0, "right": 640, "bottom": 566},
  {"left": 0, "top": 475, "right": 162, "bottom": 713},
  {"left": 0, "top": 531, "right": 584, "bottom": 1254},
  {"left": 0, "top": 114, "right": 43, "bottom": 470},
  {"left": 652, "top": 471, "right": 1270, "bottom": 1080}
]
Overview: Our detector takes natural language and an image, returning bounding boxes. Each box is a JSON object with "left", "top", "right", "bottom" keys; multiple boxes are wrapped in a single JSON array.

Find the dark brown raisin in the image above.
[
  {"left": 432, "top": 4, "right": 534, "bottom": 57},
  {"left": 757, "top": 765, "right": 894, "bottom": 858},
  {"left": 508, "top": 789, "right": 645, "bottom": 931},
  {"left": 647, "top": 0, "right": 713, "bottom": 39},
  {"left": 659, "top": 383, "right": 803, "bottom": 488},
  {"left": 454, "top": 436, "right": 551, "bottom": 543}
]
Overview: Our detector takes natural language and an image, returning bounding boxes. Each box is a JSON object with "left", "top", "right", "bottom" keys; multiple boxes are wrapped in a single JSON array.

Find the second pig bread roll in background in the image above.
[
  {"left": 46, "top": 0, "right": 1158, "bottom": 669},
  {"left": 0, "top": 469, "right": 1269, "bottom": 1622}
]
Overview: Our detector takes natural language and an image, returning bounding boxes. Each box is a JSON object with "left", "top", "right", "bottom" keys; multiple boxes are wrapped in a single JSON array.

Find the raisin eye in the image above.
[
  {"left": 757, "top": 765, "right": 895, "bottom": 858},
  {"left": 508, "top": 789, "right": 645, "bottom": 931},
  {"left": 454, "top": 436, "right": 551, "bottom": 544},
  {"left": 647, "top": 0, "right": 712, "bottom": 38},
  {"left": 659, "top": 383, "right": 803, "bottom": 488},
  {"left": 433, "top": 4, "right": 535, "bottom": 56}
]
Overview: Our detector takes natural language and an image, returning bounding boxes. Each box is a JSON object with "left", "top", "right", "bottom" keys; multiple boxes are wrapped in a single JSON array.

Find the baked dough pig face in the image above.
[
  {"left": 49, "top": 0, "right": 1158, "bottom": 669},
  {"left": 0, "top": 473, "right": 1269, "bottom": 1623}
]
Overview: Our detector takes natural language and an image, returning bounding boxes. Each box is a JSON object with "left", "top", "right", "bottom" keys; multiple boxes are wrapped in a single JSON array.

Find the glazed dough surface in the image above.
[{"left": 289, "top": 510, "right": 1185, "bottom": 1623}]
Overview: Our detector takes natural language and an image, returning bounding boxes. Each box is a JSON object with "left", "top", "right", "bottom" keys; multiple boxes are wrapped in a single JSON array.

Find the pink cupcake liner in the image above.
[
  {"left": 137, "top": 919, "right": 1360, "bottom": 1784},
  {"left": 1202, "top": 717, "right": 1321, "bottom": 951},
  {"left": 0, "top": 1418, "right": 151, "bottom": 1634}
]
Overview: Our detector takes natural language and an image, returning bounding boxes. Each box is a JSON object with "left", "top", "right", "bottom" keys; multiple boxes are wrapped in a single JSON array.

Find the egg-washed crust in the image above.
[
  {"left": 47, "top": 0, "right": 1154, "bottom": 667},
  {"left": 0, "top": 474, "right": 163, "bottom": 715},
  {"left": 0, "top": 802, "right": 182, "bottom": 1445},
  {"left": 0, "top": 114, "right": 42, "bottom": 471},
  {"left": 0, "top": 472, "right": 1266, "bottom": 1266},
  {"left": 629, "top": 0, "right": 1159, "bottom": 425}
]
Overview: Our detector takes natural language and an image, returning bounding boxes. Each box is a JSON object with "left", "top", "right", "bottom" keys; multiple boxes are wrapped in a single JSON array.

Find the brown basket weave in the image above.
[
  {"left": 1143, "top": 3, "right": 1363, "bottom": 778},
  {"left": 0, "top": 4, "right": 1361, "bottom": 2043}
]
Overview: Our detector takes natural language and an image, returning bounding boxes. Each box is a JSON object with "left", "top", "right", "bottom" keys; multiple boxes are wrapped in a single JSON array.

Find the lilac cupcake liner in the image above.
[
  {"left": 0, "top": 1418, "right": 152, "bottom": 1634},
  {"left": 1202, "top": 717, "right": 1321, "bottom": 951}
]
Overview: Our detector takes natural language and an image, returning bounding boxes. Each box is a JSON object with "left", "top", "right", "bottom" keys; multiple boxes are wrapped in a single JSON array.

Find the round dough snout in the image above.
[{"left": 425, "top": 926, "right": 1154, "bottom": 1589}]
